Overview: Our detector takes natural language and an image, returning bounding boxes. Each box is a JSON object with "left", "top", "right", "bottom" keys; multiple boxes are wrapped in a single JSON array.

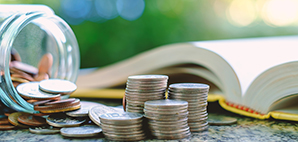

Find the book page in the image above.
[{"left": 193, "top": 36, "right": 298, "bottom": 96}]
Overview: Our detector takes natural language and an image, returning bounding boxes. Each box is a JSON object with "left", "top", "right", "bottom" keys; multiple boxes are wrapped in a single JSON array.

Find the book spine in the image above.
[{"left": 225, "top": 102, "right": 265, "bottom": 116}]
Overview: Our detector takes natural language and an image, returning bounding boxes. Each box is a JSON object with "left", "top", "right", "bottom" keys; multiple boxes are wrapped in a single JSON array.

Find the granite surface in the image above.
[{"left": 1, "top": 100, "right": 298, "bottom": 142}]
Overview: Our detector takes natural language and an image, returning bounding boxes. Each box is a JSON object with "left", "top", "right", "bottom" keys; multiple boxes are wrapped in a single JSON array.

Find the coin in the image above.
[
  {"left": 128, "top": 75, "right": 168, "bottom": 81},
  {"left": 0, "top": 117, "right": 10, "bottom": 125},
  {"left": 39, "top": 79, "right": 77, "bottom": 94},
  {"left": 189, "top": 124, "right": 208, "bottom": 132},
  {"left": 208, "top": 114, "right": 237, "bottom": 125},
  {"left": 17, "top": 113, "right": 46, "bottom": 126},
  {"left": 40, "top": 104, "right": 81, "bottom": 113},
  {"left": 10, "top": 61, "right": 38, "bottom": 76},
  {"left": 0, "top": 124, "right": 16, "bottom": 130},
  {"left": 144, "top": 99, "right": 188, "bottom": 109},
  {"left": 88, "top": 105, "right": 122, "bottom": 126},
  {"left": 66, "top": 101, "right": 105, "bottom": 117},
  {"left": 16, "top": 82, "right": 60, "bottom": 100},
  {"left": 44, "top": 98, "right": 76, "bottom": 106},
  {"left": 99, "top": 112, "right": 143, "bottom": 125},
  {"left": 46, "top": 113, "right": 86, "bottom": 127},
  {"left": 33, "top": 72, "right": 50, "bottom": 81},
  {"left": 8, "top": 112, "right": 29, "bottom": 128},
  {"left": 60, "top": 125, "right": 102, "bottom": 137},
  {"left": 169, "top": 83, "right": 209, "bottom": 90},
  {"left": 37, "top": 53, "right": 53, "bottom": 74},
  {"left": 34, "top": 99, "right": 80, "bottom": 111},
  {"left": 29, "top": 126, "right": 61, "bottom": 134}
]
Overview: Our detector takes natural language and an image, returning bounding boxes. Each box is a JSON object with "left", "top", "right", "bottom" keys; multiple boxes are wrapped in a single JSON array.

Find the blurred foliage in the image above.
[{"left": 1, "top": 0, "right": 298, "bottom": 68}]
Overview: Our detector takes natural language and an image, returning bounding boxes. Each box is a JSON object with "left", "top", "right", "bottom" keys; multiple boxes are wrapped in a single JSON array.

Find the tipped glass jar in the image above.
[{"left": 0, "top": 5, "right": 80, "bottom": 113}]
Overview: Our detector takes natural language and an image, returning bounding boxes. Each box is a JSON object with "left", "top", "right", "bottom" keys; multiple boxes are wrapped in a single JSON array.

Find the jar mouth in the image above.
[{"left": 0, "top": 11, "right": 80, "bottom": 113}]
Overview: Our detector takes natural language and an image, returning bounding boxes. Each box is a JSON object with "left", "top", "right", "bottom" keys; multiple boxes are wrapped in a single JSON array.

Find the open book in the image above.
[{"left": 74, "top": 36, "right": 298, "bottom": 121}]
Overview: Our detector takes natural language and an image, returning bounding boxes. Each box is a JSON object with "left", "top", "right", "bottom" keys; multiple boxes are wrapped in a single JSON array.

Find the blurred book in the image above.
[{"left": 73, "top": 35, "right": 298, "bottom": 121}]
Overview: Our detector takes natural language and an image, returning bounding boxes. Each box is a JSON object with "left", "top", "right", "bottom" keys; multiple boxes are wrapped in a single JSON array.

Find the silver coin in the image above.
[
  {"left": 126, "top": 85, "right": 167, "bottom": 90},
  {"left": 188, "top": 116, "right": 208, "bottom": 122},
  {"left": 104, "top": 135, "right": 146, "bottom": 141},
  {"left": 100, "top": 125, "right": 143, "bottom": 132},
  {"left": 66, "top": 101, "right": 105, "bottom": 117},
  {"left": 168, "top": 95, "right": 208, "bottom": 100},
  {"left": 16, "top": 82, "right": 60, "bottom": 99},
  {"left": 169, "top": 83, "right": 209, "bottom": 90},
  {"left": 126, "top": 88, "right": 166, "bottom": 93},
  {"left": 148, "top": 117, "right": 188, "bottom": 125},
  {"left": 126, "top": 84, "right": 167, "bottom": 89},
  {"left": 189, "top": 125, "right": 208, "bottom": 132},
  {"left": 29, "top": 126, "right": 60, "bottom": 134},
  {"left": 103, "top": 132, "right": 146, "bottom": 139},
  {"left": 39, "top": 79, "right": 77, "bottom": 94},
  {"left": 148, "top": 123, "right": 189, "bottom": 131},
  {"left": 144, "top": 114, "right": 188, "bottom": 121},
  {"left": 143, "top": 109, "right": 188, "bottom": 114},
  {"left": 126, "top": 109, "right": 143, "bottom": 114},
  {"left": 188, "top": 108, "right": 207, "bottom": 113},
  {"left": 125, "top": 90, "right": 165, "bottom": 95},
  {"left": 99, "top": 112, "right": 143, "bottom": 122},
  {"left": 46, "top": 113, "right": 86, "bottom": 127},
  {"left": 152, "top": 131, "right": 191, "bottom": 140},
  {"left": 60, "top": 125, "right": 102, "bottom": 137},
  {"left": 145, "top": 105, "right": 188, "bottom": 111},
  {"left": 144, "top": 99, "right": 188, "bottom": 109},
  {"left": 125, "top": 96, "right": 164, "bottom": 101},
  {"left": 102, "top": 129, "right": 144, "bottom": 135},
  {"left": 126, "top": 80, "right": 167, "bottom": 84},
  {"left": 88, "top": 105, "right": 122, "bottom": 126},
  {"left": 168, "top": 92, "right": 208, "bottom": 96},
  {"left": 144, "top": 111, "right": 189, "bottom": 118},
  {"left": 207, "top": 114, "right": 237, "bottom": 125},
  {"left": 125, "top": 106, "right": 144, "bottom": 111},
  {"left": 188, "top": 113, "right": 208, "bottom": 120},
  {"left": 100, "top": 123, "right": 142, "bottom": 129},
  {"left": 151, "top": 127, "right": 190, "bottom": 134},
  {"left": 128, "top": 75, "right": 168, "bottom": 81},
  {"left": 188, "top": 122, "right": 208, "bottom": 128},
  {"left": 188, "top": 105, "right": 207, "bottom": 111},
  {"left": 125, "top": 93, "right": 164, "bottom": 98}
]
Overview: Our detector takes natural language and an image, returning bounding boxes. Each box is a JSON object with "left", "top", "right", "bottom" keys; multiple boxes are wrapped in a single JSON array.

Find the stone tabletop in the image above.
[{"left": 1, "top": 100, "right": 298, "bottom": 142}]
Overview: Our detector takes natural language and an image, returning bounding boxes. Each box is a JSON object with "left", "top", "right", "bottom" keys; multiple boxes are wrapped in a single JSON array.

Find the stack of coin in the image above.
[
  {"left": 144, "top": 99, "right": 191, "bottom": 140},
  {"left": 99, "top": 112, "right": 145, "bottom": 141},
  {"left": 125, "top": 75, "right": 168, "bottom": 113},
  {"left": 168, "top": 83, "right": 209, "bottom": 132}
]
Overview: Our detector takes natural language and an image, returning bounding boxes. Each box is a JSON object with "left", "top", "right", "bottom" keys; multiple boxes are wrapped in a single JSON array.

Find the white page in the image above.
[{"left": 193, "top": 36, "right": 298, "bottom": 96}]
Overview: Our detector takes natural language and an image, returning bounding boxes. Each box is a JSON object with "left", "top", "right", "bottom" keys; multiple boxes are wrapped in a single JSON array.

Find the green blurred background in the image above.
[{"left": 2, "top": 0, "right": 298, "bottom": 68}]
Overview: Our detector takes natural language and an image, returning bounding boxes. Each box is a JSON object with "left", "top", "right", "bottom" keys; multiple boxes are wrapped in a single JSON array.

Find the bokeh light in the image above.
[
  {"left": 94, "top": 0, "right": 118, "bottom": 20},
  {"left": 116, "top": 0, "right": 145, "bottom": 21},
  {"left": 59, "top": 0, "right": 145, "bottom": 25},
  {"left": 227, "top": 0, "right": 257, "bottom": 27},
  {"left": 261, "top": 0, "right": 298, "bottom": 27}
]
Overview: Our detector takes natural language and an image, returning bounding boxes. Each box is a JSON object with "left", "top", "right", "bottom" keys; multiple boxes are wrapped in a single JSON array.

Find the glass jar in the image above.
[{"left": 0, "top": 4, "right": 80, "bottom": 113}]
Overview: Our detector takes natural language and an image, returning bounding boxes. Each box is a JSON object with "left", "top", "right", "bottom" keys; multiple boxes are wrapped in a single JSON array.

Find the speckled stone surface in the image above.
[{"left": 1, "top": 100, "right": 298, "bottom": 142}]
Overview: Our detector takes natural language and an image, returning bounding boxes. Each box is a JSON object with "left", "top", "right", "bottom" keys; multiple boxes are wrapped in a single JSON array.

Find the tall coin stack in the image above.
[
  {"left": 99, "top": 112, "right": 145, "bottom": 141},
  {"left": 144, "top": 99, "right": 191, "bottom": 140},
  {"left": 168, "top": 83, "right": 209, "bottom": 132},
  {"left": 125, "top": 75, "right": 168, "bottom": 113}
]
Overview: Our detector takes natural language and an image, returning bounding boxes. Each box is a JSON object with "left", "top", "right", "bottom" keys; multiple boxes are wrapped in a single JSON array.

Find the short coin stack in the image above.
[
  {"left": 16, "top": 79, "right": 80, "bottom": 114},
  {"left": 144, "top": 99, "right": 191, "bottom": 140},
  {"left": 125, "top": 75, "right": 168, "bottom": 113},
  {"left": 99, "top": 112, "right": 145, "bottom": 141},
  {"left": 168, "top": 83, "right": 209, "bottom": 132}
]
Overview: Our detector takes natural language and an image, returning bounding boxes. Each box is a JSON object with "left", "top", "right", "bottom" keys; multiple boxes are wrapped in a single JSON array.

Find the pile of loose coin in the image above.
[
  {"left": 168, "top": 83, "right": 209, "bottom": 132},
  {"left": 99, "top": 112, "right": 146, "bottom": 141},
  {"left": 125, "top": 75, "right": 168, "bottom": 113},
  {"left": 144, "top": 99, "right": 191, "bottom": 140}
]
